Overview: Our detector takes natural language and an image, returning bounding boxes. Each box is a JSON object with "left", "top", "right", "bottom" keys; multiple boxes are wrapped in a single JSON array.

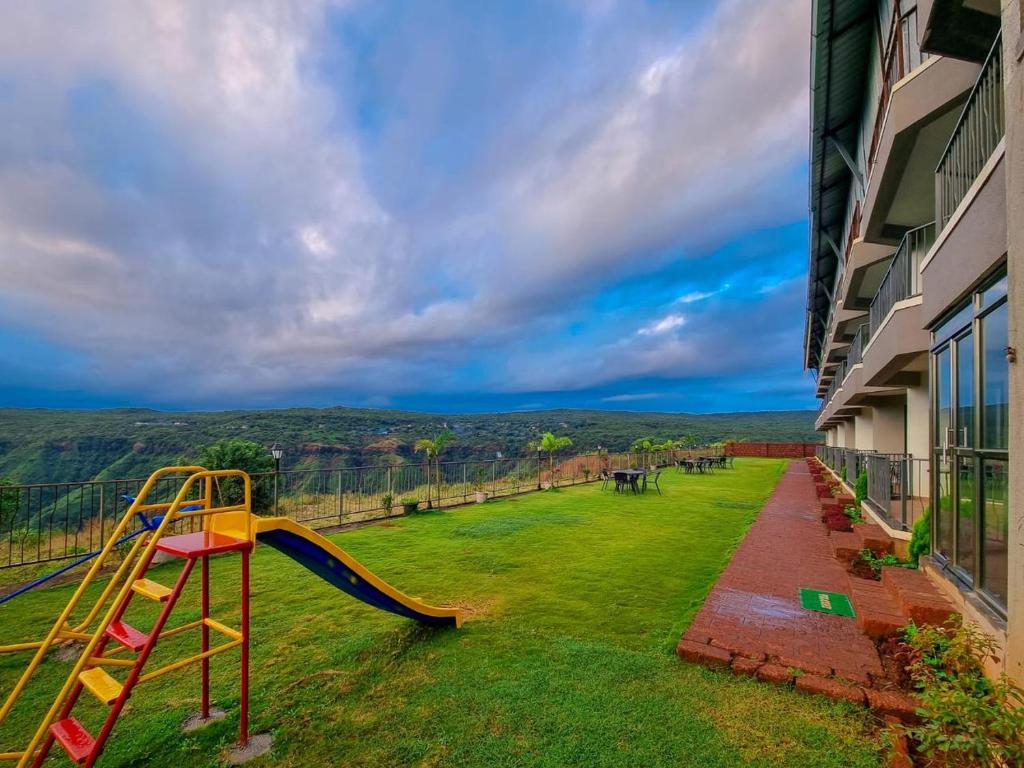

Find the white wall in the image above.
[
  {"left": 906, "top": 380, "right": 930, "bottom": 460},
  {"left": 854, "top": 409, "right": 875, "bottom": 450},
  {"left": 872, "top": 397, "right": 907, "bottom": 453}
]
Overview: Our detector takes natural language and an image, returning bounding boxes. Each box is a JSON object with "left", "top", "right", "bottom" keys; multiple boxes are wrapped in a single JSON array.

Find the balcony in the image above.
[
  {"left": 861, "top": 52, "right": 978, "bottom": 244},
  {"left": 837, "top": 238, "right": 894, "bottom": 313},
  {"left": 936, "top": 33, "right": 1004, "bottom": 230},
  {"left": 868, "top": 224, "right": 934, "bottom": 335},
  {"left": 918, "top": 0, "right": 1001, "bottom": 63},
  {"left": 861, "top": 224, "right": 934, "bottom": 387},
  {"left": 922, "top": 34, "right": 1006, "bottom": 327}
]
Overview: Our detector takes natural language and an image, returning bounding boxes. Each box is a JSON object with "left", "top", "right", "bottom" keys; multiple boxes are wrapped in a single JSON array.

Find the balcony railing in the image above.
[
  {"left": 936, "top": 32, "right": 1004, "bottom": 230},
  {"left": 868, "top": 223, "right": 935, "bottom": 335},
  {"left": 817, "top": 450, "right": 929, "bottom": 533},
  {"left": 847, "top": 322, "right": 870, "bottom": 368},
  {"left": 865, "top": 453, "right": 929, "bottom": 531}
]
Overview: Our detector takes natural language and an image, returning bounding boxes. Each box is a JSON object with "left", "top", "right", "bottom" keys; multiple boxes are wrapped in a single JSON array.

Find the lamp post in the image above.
[
  {"left": 537, "top": 445, "right": 543, "bottom": 490},
  {"left": 270, "top": 443, "right": 283, "bottom": 515}
]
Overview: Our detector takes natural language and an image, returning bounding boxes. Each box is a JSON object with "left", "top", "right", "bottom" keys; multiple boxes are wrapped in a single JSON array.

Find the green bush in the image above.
[
  {"left": 896, "top": 617, "right": 1024, "bottom": 767},
  {"left": 909, "top": 505, "right": 931, "bottom": 564},
  {"left": 854, "top": 470, "right": 867, "bottom": 506},
  {"left": 0, "top": 478, "right": 18, "bottom": 529},
  {"left": 196, "top": 438, "right": 274, "bottom": 513}
]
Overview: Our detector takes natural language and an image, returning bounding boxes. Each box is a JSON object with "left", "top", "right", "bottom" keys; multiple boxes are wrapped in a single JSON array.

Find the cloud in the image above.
[
  {"left": 0, "top": 0, "right": 814, "bottom": 410},
  {"left": 676, "top": 291, "right": 715, "bottom": 304},
  {"left": 637, "top": 313, "right": 686, "bottom": 336},
  {"left": 601, "top": 393, "right": 659, "bottom": 402}
]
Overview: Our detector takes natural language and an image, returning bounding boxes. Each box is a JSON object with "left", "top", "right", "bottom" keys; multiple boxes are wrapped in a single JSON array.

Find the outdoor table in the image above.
[{"left": 613, "top": 469, "right": 646, "bottom": 494}]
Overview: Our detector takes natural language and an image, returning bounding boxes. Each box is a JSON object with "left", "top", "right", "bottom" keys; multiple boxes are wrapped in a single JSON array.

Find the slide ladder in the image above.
[
  {"left": 2, "top": 466, "right": 461, "bottom": 766},
  {"left": 1, "top": 468, "right": 254, "bottom": 768}
]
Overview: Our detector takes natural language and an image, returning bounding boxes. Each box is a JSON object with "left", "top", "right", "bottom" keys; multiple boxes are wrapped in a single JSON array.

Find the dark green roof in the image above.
[{"left": 805, "top": 0, "right": 875, "bottom": 370}]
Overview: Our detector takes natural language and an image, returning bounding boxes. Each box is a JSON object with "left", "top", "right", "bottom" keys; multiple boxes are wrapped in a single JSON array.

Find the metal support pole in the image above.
[
  {"left": 201, "top": 555, "right": 210, "bottom": 719},
  {"left": 239, "top": 547, "right": 250, "bottom": 747},
  {"left": 273, "top": 458, "right": 280, "bottom": 516}
]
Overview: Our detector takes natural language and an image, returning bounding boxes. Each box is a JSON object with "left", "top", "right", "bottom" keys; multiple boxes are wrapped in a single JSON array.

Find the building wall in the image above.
[
  {"left": 872, "top": 397, "right": 906, "bottom": 453},
  {"left": 905, "top": 381, "right": 930, "bottom": 459},
  {"left": 854, "top": 409, "right": 875, "bottom": 450},
  {"left": 1001, "top": 0, "right": 1023, "bottom": 685}
]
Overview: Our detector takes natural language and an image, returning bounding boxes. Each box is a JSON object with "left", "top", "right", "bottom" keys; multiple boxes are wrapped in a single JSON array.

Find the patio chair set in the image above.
[
  {"left": 599, "top": 468, "right": 663, "bottom": 495},
  {"left": 676, "top": 456, "right": 734, "bottom": 474}
]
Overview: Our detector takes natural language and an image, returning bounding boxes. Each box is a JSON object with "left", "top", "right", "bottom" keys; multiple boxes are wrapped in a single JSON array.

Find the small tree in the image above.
[
  {"left": 0, "top": 478, "right": 19, "bottom": 532},
  {"left": 414, "top": 430, "right": 455, "bottom": 509},
  {"left": 196, "top": 439, "right": 275, "bottom": 513},
  {"left": 532, "top": 432, "right": 573, "bottom": 487}
]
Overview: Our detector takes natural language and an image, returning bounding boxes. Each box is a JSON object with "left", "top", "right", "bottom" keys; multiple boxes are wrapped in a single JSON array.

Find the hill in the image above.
[{"left": 0, "top": 406, "right": 820, "bottom": 484}]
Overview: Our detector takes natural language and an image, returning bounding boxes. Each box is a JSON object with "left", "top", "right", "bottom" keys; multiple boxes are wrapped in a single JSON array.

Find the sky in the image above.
[{"left": 0, "top": 0, "right": 815, "bottom": 414}]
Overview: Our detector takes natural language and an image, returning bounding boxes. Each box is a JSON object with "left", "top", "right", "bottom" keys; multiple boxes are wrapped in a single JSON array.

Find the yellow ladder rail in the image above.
[
  {"left": 0, "top": 467, "right": 208, "bottom": 726},
  {"left": 12, "top": 469, "right": 252, "bottom": 768}
]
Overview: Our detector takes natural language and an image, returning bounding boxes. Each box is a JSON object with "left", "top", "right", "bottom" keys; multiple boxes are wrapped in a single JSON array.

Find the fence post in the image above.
[
  {"left": 98, "top": 483, "right": 105, "bottom": 549},
  {"left": 900, "top": 457, "right": 909, "bottom": 531},
  {"left": 336, "top": 471, "right": 343, "bottom": 521}
]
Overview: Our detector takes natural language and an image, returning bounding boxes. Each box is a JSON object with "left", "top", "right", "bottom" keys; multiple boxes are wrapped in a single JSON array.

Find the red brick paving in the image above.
[{"left": 678, "top": 461, "right": 884, "bottom": 683}]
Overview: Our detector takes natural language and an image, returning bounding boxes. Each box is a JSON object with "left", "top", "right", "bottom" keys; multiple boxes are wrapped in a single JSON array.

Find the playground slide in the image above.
[{"left": 253, "top": 517, "right": 463, "bottom": 628}]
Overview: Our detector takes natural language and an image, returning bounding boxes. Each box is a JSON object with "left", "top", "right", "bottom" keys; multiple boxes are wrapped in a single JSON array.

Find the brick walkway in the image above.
[{"left": 679, "top": 461, "right": 884, "bottom": 685}]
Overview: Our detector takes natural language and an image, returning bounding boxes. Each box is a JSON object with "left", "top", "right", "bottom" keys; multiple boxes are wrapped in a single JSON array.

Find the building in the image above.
[{"left": 805, "top": 0, "right": 1021, "bottom": 679}]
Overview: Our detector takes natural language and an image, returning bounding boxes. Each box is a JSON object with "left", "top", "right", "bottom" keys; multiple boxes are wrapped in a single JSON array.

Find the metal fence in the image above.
[
  {"left": 936, "top": 32, "right": 1004, "bottom": 230},
  {"left": 0, "top": 447, "right": 723, "bottom": 571},
  {"left": 865, "top": 453, "right": 929, "bottom": 532},
  {"left": 869, "top": 223, "right": 934, "bottom": 335}
]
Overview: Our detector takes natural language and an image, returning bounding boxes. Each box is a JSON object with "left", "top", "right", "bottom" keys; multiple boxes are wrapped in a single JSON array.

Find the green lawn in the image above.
[{"left": 1, "top": 459, "right": 881, "bottom": 767}]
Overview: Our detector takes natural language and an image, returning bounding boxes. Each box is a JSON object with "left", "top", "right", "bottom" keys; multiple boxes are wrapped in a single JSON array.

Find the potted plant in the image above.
[{"left": 400, "top": 496, "right": 419, "bottom": 514}]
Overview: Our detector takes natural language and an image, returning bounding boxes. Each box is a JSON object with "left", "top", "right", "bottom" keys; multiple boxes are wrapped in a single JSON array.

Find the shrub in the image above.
[
  {"left": 896, "top": 617, "right": 1024, "bottom": 767},
  {"left": 854, "top": 470, "right": 868, "bottom": 505},
  {"left": 857, "top": 548, "right": 913, "bottom": 578},
  {"left": 0, "top": 478, "right": 18, "bottom": 530},
  {"left": 382, "top": 492, "right": 394, "bottom": 516},
  {"left": 196, "top": 438, "right": 274, "bottom": 513},
  {"left": 909, "top": 505, "right": 931, "bottom": 564}
]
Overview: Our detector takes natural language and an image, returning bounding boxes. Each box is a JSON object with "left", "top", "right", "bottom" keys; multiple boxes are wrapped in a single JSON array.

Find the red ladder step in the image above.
[
  {"left": 105, "top": 620, "right": 150, "bottom": 652},
  {"left": 50, "top": 717, "right": 95, "bottom": 764}
]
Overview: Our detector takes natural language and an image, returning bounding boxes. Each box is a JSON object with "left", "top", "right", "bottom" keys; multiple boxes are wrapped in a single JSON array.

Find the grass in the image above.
[{"left": 0, "top": 459, "right": 881, "bottom": 767}]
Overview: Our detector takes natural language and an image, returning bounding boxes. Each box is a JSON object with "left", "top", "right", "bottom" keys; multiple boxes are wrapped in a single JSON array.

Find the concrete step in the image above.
[
  {"left": 851, "top": 523, "right": 893, "bottom": 555},
  {"left": 880, "top": 567, "right": 957, "bottom": 627},
  {"left": 829, "top": 531, "right": 862, "bottom": 563},
  {"left": 848, "top": 578, "right": 907, "bottom": 640}
]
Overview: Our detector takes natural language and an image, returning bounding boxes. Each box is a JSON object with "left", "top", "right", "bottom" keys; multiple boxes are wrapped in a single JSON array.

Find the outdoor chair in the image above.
[
  {"left": 644, "top": 470, "right": 663, "bottom": 495},
  {"left": 600, "top": 470, "right": 611, "bottom": 490}
]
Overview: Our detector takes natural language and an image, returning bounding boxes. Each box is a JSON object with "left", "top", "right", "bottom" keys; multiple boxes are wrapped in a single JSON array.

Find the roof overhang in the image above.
[{"left": 805, "top": 0, "right": 876, "bottom": 372}]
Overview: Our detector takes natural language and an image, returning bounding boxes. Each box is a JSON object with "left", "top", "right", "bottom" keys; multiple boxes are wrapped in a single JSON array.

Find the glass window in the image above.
[
  {"left": 933, "top": 303, "right": 972, "bottom": 346},
  {"left": 936, "top": 453, "right": 953, "bottom": 559},
  {"left": 981, "top": 459, "right": 1008, "bottom": 604},
  {"left": 981, "top": 275, "right": 1008, "bottom": 309},
  {"left": 956, "top": 456, "right": 975, "bottom": 578},
  {"left": 981, "top": 303, "right": 1009, "bottom": 450},
  {"left": 936, "top": 347, "right": 951, "bottom": 447},
  {"left": 956, "top": 334, "right": 974, "bottom": 447}
]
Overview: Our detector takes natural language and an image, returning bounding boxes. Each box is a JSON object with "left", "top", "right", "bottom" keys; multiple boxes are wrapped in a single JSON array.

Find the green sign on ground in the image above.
[{"left": 799, "top": 588, "right": 855, "bottom": 617}]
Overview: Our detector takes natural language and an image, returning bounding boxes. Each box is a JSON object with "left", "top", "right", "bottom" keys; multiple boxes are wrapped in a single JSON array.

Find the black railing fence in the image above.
[
  {"left": 937, "top": 32, "right": 1004, "bottom": 230},
  {"left": 0, "top": 447, "right": 725, "bottom": 570},
  {"left": 814, "top": 448, "right": 928, "bottom": 533}
]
